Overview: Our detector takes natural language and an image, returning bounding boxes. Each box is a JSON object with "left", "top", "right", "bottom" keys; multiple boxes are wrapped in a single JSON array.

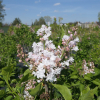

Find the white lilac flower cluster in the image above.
[{"left": 26, "top": 25, "right": 79, "bottom": 83}]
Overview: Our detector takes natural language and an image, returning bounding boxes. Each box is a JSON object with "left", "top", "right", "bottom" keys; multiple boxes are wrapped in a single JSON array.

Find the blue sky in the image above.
[{"left": 2, "top": 0, "right": 100, "bottom": 25}]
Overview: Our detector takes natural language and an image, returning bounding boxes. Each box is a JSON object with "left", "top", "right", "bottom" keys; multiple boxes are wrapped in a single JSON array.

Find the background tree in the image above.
[
  {"left": 31, "top": 22, "right": 34, "bottom": 26},
  {"left": 34, "top": 19, "right": 39, "bottom": 25},
  {"left": 98, "top": 12, "right": 100, "bottom": 22},
  {"left": 38, "top": 17, "right": 46, "bottom": 25},
  {"left": 0, "top": 0, "right": 6, "bottom": 27},
  {"left": 53, "top": 17, "right": 57, "bottom": 25},
  {"left": 44, "top": 16, "right": 52, "bottom": 25},
  {"left": 58, "top": 17, "right": 63, "bottom": 24},
  {"left": 12, "top": 18, "right": 22, "bottom": 26}
]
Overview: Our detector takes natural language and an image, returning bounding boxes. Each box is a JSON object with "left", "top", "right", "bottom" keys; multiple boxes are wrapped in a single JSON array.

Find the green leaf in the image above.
[
  {"left": 79, "top": 86, "right": 98, "bottom": 100},
  {"left": 70, "top": 75, "right": 78, "bottom": 79},
  {"left": 1, "top": 65, "right": 14, "bottom": 83},
  {"left": 20, "top": 73, "right": 34, "bottom": 83},
  {"left": 79, "top": 90, "right": 94, "bottom": 100},
  {"left": 82, "top": 86, "right": 90, "bottom": 95},
  {"left": 71, "top": 81, "right": 80, "bottom": 86},
  {"left": 97, "top": 96, "right": 100, "bottom": 100},
  {"left": 79, "top": 84, "right": 85, "bottom": 96},
  {"left": 12, "top": 96, "right": 23, "bottom": 100},
  {"left": 92, "top": 79, "right": 100, "bottom": 86},
  {"left": 84, "top": 76, "right": 91, "bottom": 80},
  {"left": 28, "top": 83, "right": 43, "bottom": 97},
  {"left": 0, "top": 81, "right": 5, "bottom": 87},
  {"left": 11, "top": 79, "right": 17, "bottom": 84},
  {"left": 4, "top": 96, "right": 13, "bottom": 100},
  {"left": 52, "top": 84, "right": 72, "bottom": 100},
  {"left": 93, "top": 68, "right": 100, "bottom": 76},
  {"left": 24, "top": 69, "right": 31, "bottom": 76},
  {"left": 92, "top": 87, "right": 98, "bottom": 97},
  {"left": 0, "top": 90, "right": 6, "bottom": 98}
]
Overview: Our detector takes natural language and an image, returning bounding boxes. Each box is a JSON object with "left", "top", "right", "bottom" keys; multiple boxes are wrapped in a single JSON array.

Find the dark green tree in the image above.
[
  {"left": 31, "top": 22, "right": 34, "bottom": 26},
  {"left": 38, "top": 17, "right": 46, "bottom": 25},
  {"left": 98, "top": 12, "right": 100, "bottom": 22},
  {"left": 58, "top": 17, "right": 63, "bottom": 24},
  {"left": 0, "top": 0, "right": 6, "bottom": 27},
  {"left": 53, "top": 17, "right": 57, "bottom": 25},
  {"left": 12, "top": 18, "right": 22, "bottom": 26},
  {"left": 44, "top": 16, "right": 52, "bottom": 25},
  {"left": 34, "top": 19, "right": 39, "bottom": 25}
]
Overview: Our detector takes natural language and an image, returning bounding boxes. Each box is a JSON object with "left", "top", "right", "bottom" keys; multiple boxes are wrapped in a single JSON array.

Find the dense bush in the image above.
[{"left": 0, "top": 24, "right": 100, "bottom": 100}]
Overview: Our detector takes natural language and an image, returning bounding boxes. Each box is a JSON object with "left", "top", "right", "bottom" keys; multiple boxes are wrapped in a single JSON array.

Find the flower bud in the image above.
[
  {"left": 62, "top": 42, "right": 66, "bottom": 45},
  {"left": 66, "top": 47, "right": 70, "bottom": 51},
  {"left": 19, "top": 59, "right": 22, "bottom": 63},
  {"left": 74, "top": 31, "right": 77, "bottom": 36},
  {"left": 47, "top": 66, "right": 50, "bottom": 70},
  {"left": 25, "top": 58, "right": 30, "bottom": 62},
  {"left": 17, "top": 50, "right": 20, "bottom": 53},
  {"left": 65, "top": 56, "right": 67, "bottom": 59},
  {"left": 43, "top": 65, "right": 46, "bottom": 69}
]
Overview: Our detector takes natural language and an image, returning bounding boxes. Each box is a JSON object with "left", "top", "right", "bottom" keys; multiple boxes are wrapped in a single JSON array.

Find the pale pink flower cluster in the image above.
[
  {"left": 82, "top": 59, "right": 95, "bottom": 75},
  {"left": 24, "top": 25, "right": 80, "bottom": 83},
  {"left": 16, "top": 44, "right": 28, "bottom": 63},
  {"left": 23, "top": 79, "right": 36, "bottom": 100},
  {"left": 78, "top": 59, "right": 95, "bottom": 76}
]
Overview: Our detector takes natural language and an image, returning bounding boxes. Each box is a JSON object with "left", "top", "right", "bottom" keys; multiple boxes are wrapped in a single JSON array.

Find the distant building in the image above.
[{"left": 96, "top": 22, "right": 100, "bottom": 26}]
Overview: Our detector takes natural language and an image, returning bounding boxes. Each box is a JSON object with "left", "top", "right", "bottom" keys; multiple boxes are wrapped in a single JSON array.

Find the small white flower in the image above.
[
  {"left": 62, "top": 35, "right": 70, "bottom": 40},
  {"left": 37, "top": 80, "right": 41, "bottom": 83},
  {"left": 72, "top": 46, "right": 79, "bottom": 51},
  {"left": 90, "top": 62, "right": 92, "bottom": 66},
  {"left": 74, "top": 37, "right": 79, "bottom": 42},
  {"left": 64, "top": 60, "right": 69, "bottom": 66},
  {"left": 69, "top": 57, "right": 74, "bottom": 63}
]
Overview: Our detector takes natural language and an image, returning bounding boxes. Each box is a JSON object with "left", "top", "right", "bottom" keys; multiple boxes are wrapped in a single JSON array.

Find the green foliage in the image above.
[
  {"left": 53, "top": 17, "right": 57, "bottom": 25},
  {"left": 72, "top": 32, "right": 100, "bottom": 67},
  {"left": 0, "top": 0, "right": 6, "bottom": 24},
  {"left": 28, "top": 83, "right": 43, "bottom": 97},
  {"left": 0, "top": 22, "right": 2, "bottom": 27},
  {"left": 0, "top": 26, "right": 9, "bottom": 33},
  {"left": 52, "top": 84, "right": 72, "bottom": 100},
  {"left": 98, "top": 12, "right": 100, "bottom": 22},
  {"left": 58, "top": 17, "right": 63, "bottom": 24},
  {"left": 12, "top": 18, "right": 22, "bottom": 26},
  {"left": 93, "top": 26, "right": 99, "bottom": 31}
]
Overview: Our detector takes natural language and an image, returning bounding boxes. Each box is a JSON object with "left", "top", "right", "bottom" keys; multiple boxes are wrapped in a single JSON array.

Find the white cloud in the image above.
[
  {"left": 35, "top": 0, "right": 41, "bottom": 3},
  {"left": 3, "top": 7, "right": 10, "bottom": 10},
  {"left": 54, "top": 10, "right": 58, "bottom": 12},
  {"left": 54, "top": 3, "right": 60, "bottom": 6},
  {"left": 37, "top": 14, "right": 40, "bottom": 16}
]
